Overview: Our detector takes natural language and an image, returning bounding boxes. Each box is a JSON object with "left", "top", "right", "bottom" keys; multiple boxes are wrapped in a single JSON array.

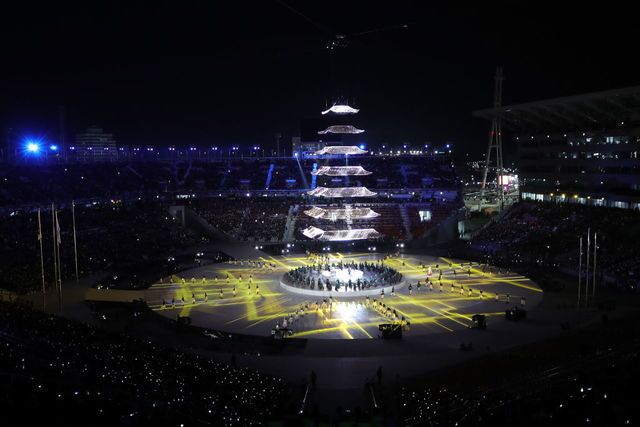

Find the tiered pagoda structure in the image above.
[{"left": 301, "top": 104, "right": 381, "bottom": 241}]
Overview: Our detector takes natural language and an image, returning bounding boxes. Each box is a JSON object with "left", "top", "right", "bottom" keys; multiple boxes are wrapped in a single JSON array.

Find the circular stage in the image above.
[
  {"left": 136, "top": 253, "right": 543, "bottom": 340},
  {"left": 280, "top": 260, "right": 404, "bottom": 297}
]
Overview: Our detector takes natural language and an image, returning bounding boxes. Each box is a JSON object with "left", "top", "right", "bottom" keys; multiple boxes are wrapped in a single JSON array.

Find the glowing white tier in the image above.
[
  {"left": 314, "top": 146, "right": 368, "bottom": 155},
  {"left": 307, "top": 186, "right": 377, "bottom": 198},
  {"left": 321, "top": 104, "right": 360, "bottom": 115},
  {"left": 304, "top": 206, "right": 380, "bottom": 220},
  {"left": 318, "top": 125, "right": 364, "bottom": 135},
  {"left": 302, "top": 226, "right": 381, "bottom": 241},
  {"left": 311, "top": 166, "right": 372, "bottom": 176}
]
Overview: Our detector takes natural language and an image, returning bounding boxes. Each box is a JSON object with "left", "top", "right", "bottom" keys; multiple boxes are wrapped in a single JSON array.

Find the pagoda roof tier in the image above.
[
  {"left": 304, "top": 206, "right": 380, "bottom": 220},
  {"left": 302, "top": 226, "right": 381, "bottom": 241},
  {"left": 307, "top": 186, "right": 377, "bottom": 198},
  {"left": 314, "top": 146, "right": 367, "bottom": 155},
  {"left": 321, "top": 104, "right": 360, "bottom": 115},
  {"left": 318, "top": 125, "right": 364, "bottom": 135},
  {"left": 311, "top": 166, "right": 372, "bottom": 176}
]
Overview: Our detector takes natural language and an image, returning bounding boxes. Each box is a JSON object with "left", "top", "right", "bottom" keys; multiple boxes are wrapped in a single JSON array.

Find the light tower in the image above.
[{"left": 480, "top": 66, "right": 505, "bottom": 209}]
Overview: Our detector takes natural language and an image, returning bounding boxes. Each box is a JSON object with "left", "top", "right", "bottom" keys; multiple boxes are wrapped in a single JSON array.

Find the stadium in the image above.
[{"left": 2, "top": 3, "right": 640, "bottom": 427}]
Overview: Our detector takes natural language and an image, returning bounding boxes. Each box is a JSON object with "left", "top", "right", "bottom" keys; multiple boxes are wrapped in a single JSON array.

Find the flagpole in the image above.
[
  {"left": 72, "top": 201, "right": 79, "bottom": 286},
  {"left": 585, "top": 228, "right": 590, "bottom": 308},
  {"left": 592, "top": 232, "right": 597, "bottom": 300},
  {"left": 51, "top": 203, "right": 58, "bottom": 310},
  {"left": 55, "top": 209, "right": 62, "bottom": 310},
  {"left": 577, "top": 236, "right": 582, "bottom": 309},
  {"left": 38, "top": 209, "right": 46, "bottom": 310}
]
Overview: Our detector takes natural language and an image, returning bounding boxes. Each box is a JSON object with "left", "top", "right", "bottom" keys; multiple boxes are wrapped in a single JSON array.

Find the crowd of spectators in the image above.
[
  {"left": 0, "top": 200, "right": 204, "bottom": 294},
  {"left": 238, "top": 198, "right": 290, "bottom": 242},
  {"left": 0, "top": 157, "right": 458, "bottom": 208},
  {"left": 188, "top": 197, "right": 291, "bottom": 243},
  {"left": 399, "top": 312, "right": 640, "bottom": 426},
  {"left": 471, "top": 201, "right": 640, "bottom": 292},
  {"left": 0, "top": 300, "right": 287, "bottom": 426}
]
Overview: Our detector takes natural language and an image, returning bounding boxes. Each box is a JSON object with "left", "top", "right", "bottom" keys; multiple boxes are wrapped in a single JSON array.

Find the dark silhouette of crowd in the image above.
[
  {"left": 472, "top": 201, "right": 640, "bottom": 292},
  {"left": 399, "top": 311, "right": 640, "bottom": 426},
  {"left": 0, "top": 157, "right": 457, "bottom": 208},
  {"left": 0, "top": 200, "right": 204, "bottom": 294},
  {"left": 0, "top": 300, "right": 287, "bottom": 426}
]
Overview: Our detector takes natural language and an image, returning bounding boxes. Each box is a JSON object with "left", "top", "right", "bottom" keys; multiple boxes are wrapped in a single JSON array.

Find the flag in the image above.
[
  {"left": 55, "top": 210, "right": 61, "bottom": 245},
  {"left": 37, "top": 209, "right": 43, "bottom": 241}
]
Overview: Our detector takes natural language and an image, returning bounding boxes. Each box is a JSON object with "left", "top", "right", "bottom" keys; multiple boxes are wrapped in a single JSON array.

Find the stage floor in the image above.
[{"left": 141, "top": 253, "right": 542, "bottom": 340}]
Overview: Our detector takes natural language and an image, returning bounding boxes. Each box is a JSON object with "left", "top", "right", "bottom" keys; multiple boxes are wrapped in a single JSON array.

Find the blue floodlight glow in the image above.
[
  {"left": 359, "top": 144, "right": 366, "bottom": 150},
  {"left": 49, "top": 144, "right": 58, "bottom": 151},
  {"left": 27, "top": 142, "right": 40, "bottom": 153}
]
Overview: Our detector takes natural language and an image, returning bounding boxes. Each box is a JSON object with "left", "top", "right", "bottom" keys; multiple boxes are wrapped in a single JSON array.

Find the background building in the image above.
[
  {"left": 73, "top": 125, "right": 118, "bottom": 163},
  {"left": 474, "top": 86, "right": 640, "bottom": 209}
]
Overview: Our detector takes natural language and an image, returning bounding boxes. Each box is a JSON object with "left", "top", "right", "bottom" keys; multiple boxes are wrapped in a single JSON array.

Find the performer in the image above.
[
  {"left": 408, "top": 283, "right": 413, "bottom": 295},
  {"left": 219, "top": 289, "right": 223, "bottom": 299},
  {"left": 233, "top": 286, "right": 236, "bottom": 297},
  {"left": 427, "top": 266, "right": 433, "bottom": 277},
  {"left": 204, "top": 292, "right": 208, "bottom": 303},
  {"left": 520, "top": 296, "right": 526, "bottom": 307},
  {"left": 192, "top": 292, "right": 196, "bottom": 304}
]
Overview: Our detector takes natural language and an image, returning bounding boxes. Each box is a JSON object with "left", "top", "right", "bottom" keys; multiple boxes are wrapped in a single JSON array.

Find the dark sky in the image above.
[{"left": 1, "top": 1, "right": 638, "bottom": 158}]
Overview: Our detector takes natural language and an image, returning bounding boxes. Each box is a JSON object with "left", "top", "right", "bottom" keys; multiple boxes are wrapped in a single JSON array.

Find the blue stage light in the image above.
[
  {"left": 26, "top": 142, "right": 41, "bottom": 153},
  {"left": 49, "top": 144, "right": 58, "bottom": 151}
]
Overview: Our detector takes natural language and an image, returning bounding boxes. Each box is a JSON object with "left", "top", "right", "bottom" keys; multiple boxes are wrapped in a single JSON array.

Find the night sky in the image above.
[{"left": 1, "top": 1, "right": 638, "bottom": 158}]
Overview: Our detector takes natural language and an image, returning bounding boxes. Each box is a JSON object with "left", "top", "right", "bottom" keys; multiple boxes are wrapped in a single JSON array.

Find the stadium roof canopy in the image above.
[
  {"left": 311, "top": 166, "right": 372, "bottom": 176},
  {"left": 473, "top": 85, "right": 640, "bottom": 133},
  {"left": 307, "top": 186, "right": 377, "bottom": 198}
]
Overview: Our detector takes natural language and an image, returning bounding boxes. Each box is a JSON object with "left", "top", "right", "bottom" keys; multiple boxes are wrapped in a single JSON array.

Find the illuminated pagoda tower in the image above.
[{"left": 301, "top": 104, "right": 381, "bottom": 241}]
